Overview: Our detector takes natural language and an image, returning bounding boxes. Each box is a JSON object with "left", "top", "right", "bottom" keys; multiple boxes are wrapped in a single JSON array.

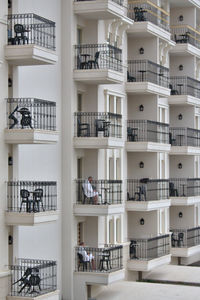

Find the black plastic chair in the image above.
[
  {"left": 77, "top": 54, "right": 88, "bottom": 69},
  {"left": 88, "top": 52, "right": 100, "bottom": 69},
  {"left": 18, "top": 108, "right": 33, "bottom": 129},
  {"left": 177, "top": 232, "right": 184, "bottom": 247},
  {"left": 127, "top": 71, "right": 136, "bottom": 82},
  {"left": 99, "top": 250, "right": 111, "bottom": 271},
  {"left": 169, "top": 132, "right": 176, "bottom": 145},
  {"left": 33, "top": 189, "right": 45, "bottom": 212},
  {"left": 134, "top": 185, "right": 146, "bottom": 201},
  {"left": 77, "top": 253, "right": 91, "bottom": 271},
  {"left": 134, "top": 7, "right": 146, "bottom": 22},
  {"left": 77, "top": 118, "right": 90, "bottom": 137},
  {"left": 130, "top": 240, "right": 138, "bottom": 259},
  {"left": 19, "top": 189, "right": 32, "bottom": 212},
  {"left": 127, "top": 127, "right": 138, "bottom": 141},
  {"left": 14, "top": 24, "right": 29, "bottom": 45},
  {"left": 169, "top": 84, "right": 179, "bottom": 95},
  {"left": 169, "top": 182, "right": 179, "bottom": 197},
  {"left": 95, "top": 119, "right": 110, "bottom": 137}
]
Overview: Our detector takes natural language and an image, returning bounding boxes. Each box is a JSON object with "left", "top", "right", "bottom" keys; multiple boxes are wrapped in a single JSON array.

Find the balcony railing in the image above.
[
  {"left": 7, "top": 14, "right": 56, "bottom": 50},
  {"left": 171, "top": 227, "right": 200, "bottom": 248},
  {"left": 169, "top": 127, "right": 200, "bottom": 147},
  {"left": 130, "top": 234, "right": 170, "bottom": 260},
  {"left": 171, "top": 25, "right": 200, "bottom": 50},
  {"left": 6, "top": 98, "right": 56, "bottom": 131},
  {"left": 74, "top": 0, "right": 124, "bottom": 6},
  {"left": 169, "top": 76, "right": 200, "bottom": 98},
  {"left": 127, "top": 120, "right": 169, "bottom": 144},
  {"left": 74, "top": 44, "right": 123, "bottom": 72},
  {"left": 7, "top": 181, "right": 57, "bottom": 213},
  {"left": 10, "top": 258, "right": 57, "bottom": 297},
  {"left": 128, "top": 0, "right": 170, "bottom": 31},
  {"left": 127, "top": 179, "right": 169, "bottom": 201},
  {"left": 76, "top": 179, "right": 122, "bottom": 205},
  {"left": 169, "top": 178, "right": 200, "bottom": 198},
  {"left": 74, "top": 112, "right": 122, "bottom": 138},
  {"left": 75, "top": 244, "right": 123, "bottom": 272},
  {"left": 127, "top": 60, "right": 169, "bottom": 88}
]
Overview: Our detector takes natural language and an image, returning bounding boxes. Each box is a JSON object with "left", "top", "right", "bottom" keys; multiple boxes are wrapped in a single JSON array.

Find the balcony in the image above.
[
  {"left": 4, "top": 98, "right": 58, "bottom": 144},
  {"left": 171, "top": 227, "right": 200, "bottom": 257},
  {"left": 74, "top": 112, "right": 123, "bottom": 149},
  {"left": 169, "top": 178, "right": 200, "bottom": 206},
  {"left": 128, "top": 235, "right": 171, "bottom": 271},
  {"left": 73, "top": 0, "right": 130, "bottom": 22},
  {"left": 126, "top": 120, "right": 170, "bottom": 152},
  {"left": 8, "top": 258, "right": 59, "bottom": 300},
  {"left": 5, "top": 14, "right": 57, "bottom": 65},
  {"left": 170, "top": 25, "right": 200, "bottom": 58},
  {"left": 126, "top": 60, "right": 170, "bottom": 96},
  {"left": 126, "top": 179, "right": 170, "bottom": 211},
  {"left": 74, "top": 245, "right": 124, "bottom": 284},
  {"left": 74, "top": 179, "right": 124, "bottom": 216},
  {"left": 5, "top": 181, "right": 58, "bottom": 226},
  {"left": 74, "top": 44, "right": 123, "bottom": 84},
  {"left": 169, "top": 76, "right": 200, "bottom": 106},
  {"left": 127, "top": 0, "right": 171, "bottom": 41},
  {"left": 169, "top": 127, "right": 200, "bottom": 155}
]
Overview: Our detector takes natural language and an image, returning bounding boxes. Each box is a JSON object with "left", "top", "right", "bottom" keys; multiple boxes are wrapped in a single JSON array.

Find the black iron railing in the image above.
[
  {"left": 7, "top": 14, "right": 56, "bottom": 50},
  {"left": 7, "top": 181, "right": 57, "bottom": 213},
  {"left": 74, "top": 112, "right": 122, "bottom": 138},
  {"left": 171, "top": 227, "right": 200, "bottom": 248},
  {"left": 127, "top": 179, "right": 169, "bottom": 201},
  {"left": 127, "top": 120, "right": 169, "bottom": 143},
  {"left": 10, "top": 258, "right": 57, "bottom": 297},
  {"left": 76, "top": 179, "right": 122, "bottom": 205},
  {"left": 169, "top": 178, "right": 200, "bottom": 198},
  {"left": 169, "top": 127, "right": 200, "bottom": 147},
  {"left": 128, "top": 0, "right": 169, "bottom": 31},
  {"left": 130, "top": 234, "right": 170, "bottom": 260},
  {"left": 75, "top": 0, "right": 124, "bottom": 6},
  {"left": 127, "top": 60, "right": 169, "bottom": 87},
  {"left": 171, "top": 25, "right": 200, "bottom": 49},
  {"left": 6, "top": 98, "right": 56, "bottom": 131},
  {"left": 74, "top": 44, "right": 123, "bottom": 72},
  {"left": 169, "top": 76, "right": 200, "bottom": 98},
  {"left": 75, "top": 244, "right": 123, "bottom": 272}
]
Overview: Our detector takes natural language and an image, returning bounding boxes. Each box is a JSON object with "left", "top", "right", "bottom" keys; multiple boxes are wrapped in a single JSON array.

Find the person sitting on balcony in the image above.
[
  {"left": 78, "top": 242, "right": 95, "bottom": 270},
  {"left": 82, "top": 176, "right": 99, "bottom": 204}
]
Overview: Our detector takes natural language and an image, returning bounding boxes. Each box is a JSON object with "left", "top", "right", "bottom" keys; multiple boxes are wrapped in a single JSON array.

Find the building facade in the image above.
[{"left": 1, "top": 0, "right": 200, "bottom": 300}]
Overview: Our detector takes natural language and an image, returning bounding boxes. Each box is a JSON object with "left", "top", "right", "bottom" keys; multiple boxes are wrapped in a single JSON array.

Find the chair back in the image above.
[
  {"left": 14, "top": 24, "right": 24, "bottom": 35},
  {"left": 169, "top": 84, "right": 173, "bottom": 90},
  {"left": 33, "top": 188, "right": 43, "bottom": 201},
  {"left": 20, "top": 189, "right": 30, "bottom": 199},
  {"left": 178, "top": 232, "right": 184, "bottom": 241},
  {"left": 95, "top": 51, "right": 100, "bottom": 61},
  {"left": 140, "top": 185, "right": 146, "bottom": 194},
  {"left": 169, "top": 182, "right": 174, "bottom": 190}
]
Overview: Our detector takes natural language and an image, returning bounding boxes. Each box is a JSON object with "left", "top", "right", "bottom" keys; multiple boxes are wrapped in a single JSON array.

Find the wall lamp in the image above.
[
  {"left": 179, "top": 212, "right": 183, "bottom": 218},
  {"left": 178, "top": 163, "right": 182, "bottom": 169},
  {"left": 8, "top": 156, "right": 13, "bottom": 166},
  {"left": 139, "top": 104, "right": 144, "bottom": 112},
  {"left": 178, "top": 113, "right": 183, "bottom": 120},
  {"left": 179, "top": 15, "right": 184, "bottom": 22},
  {"left": 8, "top": 0, "right": 12, "bottom": 9},
  {"left": 8, "top": 78, "right": 12, "bottom": 88},
  {"left": 8, "top": 235, "right": 13, "bottom": 245},
  {"left": 179, "top": 65, "right": 183, "bottom": 71},
  {"left": 139, "top": 161, "right": 144, "bottom": 168},
  {"left": 140, "top": 218, "right": 145, "bottom": 225},
  {"left": 139, "top": 47, "right": 144, "bottom": 55}
]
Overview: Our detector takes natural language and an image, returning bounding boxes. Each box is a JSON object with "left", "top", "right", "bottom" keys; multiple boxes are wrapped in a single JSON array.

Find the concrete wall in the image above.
[{"left": 170, "top": 206, "right": 195, "bottom": 229}]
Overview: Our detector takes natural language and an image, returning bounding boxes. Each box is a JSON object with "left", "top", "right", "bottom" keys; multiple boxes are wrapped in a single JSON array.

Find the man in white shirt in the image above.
[
  {"left": 82, "top": 176, "right": 98, "bottom": 204},
  {"left": 78, "top": 242, "right": 95, "bottom": 269}
]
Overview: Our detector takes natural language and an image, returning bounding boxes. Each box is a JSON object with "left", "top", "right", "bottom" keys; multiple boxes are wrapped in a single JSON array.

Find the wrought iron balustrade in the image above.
[
  {"left": 171, "top": 25, "right": 200, "bottom": 49},
  {"left": 169, "top": 178, "right": 200, "bottom": 198},
  {"left": 6, "top": 98, "right": 56, "bottom": 131},
  {"left": 169, "top": 76, "right": 200, "bottom": 98},
  {"left": 130, "top": 234, "right": 170, "bottom": 260},
  {"left": 127, "top": 120, "right": 169, "bottom": 143},
  {"left": 74, "top": 112, "right": 122, "bottom": 138},
  {"left": 75, "top": 244, "right": 123, "bottom": 272},
  {"left": 171, "top": 227, "right": 200, "bottom": 248},
  {"left": 7, "top": 14, "right": 56, "bottom": 50},
  {"left": 128, "top": 0, "right": 169, "bottom": 31},
  {"left": 127, "top": 178, "right": 169, "bottom": 202},
  {"left": 169, "top": 127, "right": 200, "bottom": 147},
  {"left": 10, "top": 258, "right": 57, "bottom": 297},
  {"left": 7, "top": 181, "right": 57, "bottom": 213},
  {"left": 75, "top": 43, "right": 123, "bottom": 72},
  {"left": 76, "top": 179, "right": 122, "bottom": 205},
  {"left": 127, "top": 60, "right": 169, "bottom": 87}
]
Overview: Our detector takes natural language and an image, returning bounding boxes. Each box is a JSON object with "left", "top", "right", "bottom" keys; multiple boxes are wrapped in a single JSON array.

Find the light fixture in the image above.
[
  {"left": 179, "top": 15, "right": 183, "bottom": 22},
  {"left": 178, "top": 113, "right": 183, "bottom": 120},
  {"left": 179, "top": 65, "right": 183, "bottom": 71},
  {"left": 139, "top": 104, "right": 144, "bottom": 112},
  {"left": 178, "top": 163, "right": 182, "bottom": 169},
  {"left": 140, "top": 218, "right": 145, "bottom": 225},
  {"left": 8, "top": 0, "right": 12, "bottom": 9},
  {"left": 139, "top": 47, "right": 144, "bottom": 55},
  {"left": 8, "top": 235, "right": 13, "bottom": 245},
  {"left": 8, "top": 156, "right": 13, "bottom": 166},
  {"left": 179, "top": 212, "right": 183, "bottom": 218},
  {"left": 139, "top": 161, "right": 144, "bottom": 168},
  {"left": 8, "top": 78, "right": 12, "bottom": 88}
]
